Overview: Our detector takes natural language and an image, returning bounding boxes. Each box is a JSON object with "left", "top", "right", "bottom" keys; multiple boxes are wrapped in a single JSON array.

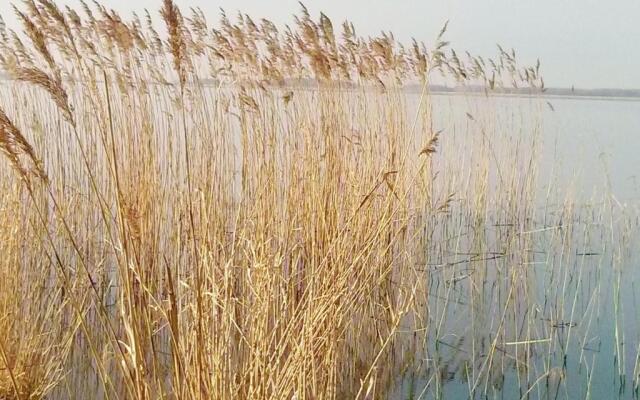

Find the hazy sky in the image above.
[{"left": 1, "top": 0, "right": 638, "bottom": 89}]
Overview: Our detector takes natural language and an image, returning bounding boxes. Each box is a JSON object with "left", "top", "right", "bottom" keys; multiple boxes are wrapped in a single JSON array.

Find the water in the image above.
[{"left": 390, "top": 94, "right": 640, "bottom": 399}]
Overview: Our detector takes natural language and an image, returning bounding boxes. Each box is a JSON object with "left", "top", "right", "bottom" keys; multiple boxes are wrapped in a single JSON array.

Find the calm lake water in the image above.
[{"left": 390, "top": 94, "right": 640, "bottom": 399}]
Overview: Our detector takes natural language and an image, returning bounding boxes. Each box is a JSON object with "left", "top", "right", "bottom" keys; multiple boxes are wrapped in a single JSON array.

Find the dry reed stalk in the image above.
[
  {"left": 0, "top": 107, "right": 47, "bottom": 182},
  {"left": 161, "top": 0, "right": 187, "bottom": 89},
  {"left": 12, "top": 67, "right": 73, "bottom": 124}
]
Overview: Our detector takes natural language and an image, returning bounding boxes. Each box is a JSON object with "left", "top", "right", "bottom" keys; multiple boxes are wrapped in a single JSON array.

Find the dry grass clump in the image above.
[
  {"left": 0, "top": 186, "right": 70, "bottom": 400},
  {"left": 0, "top": 339, "right": 65, "bottom": 400},
  {"left": 0, "top": 1, "right": 543, "bottom": 399}
]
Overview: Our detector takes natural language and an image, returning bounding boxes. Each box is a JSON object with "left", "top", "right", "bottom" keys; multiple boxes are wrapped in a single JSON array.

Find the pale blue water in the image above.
[{"left": 390, "top": 94, "right": 640, "bottom": 400}]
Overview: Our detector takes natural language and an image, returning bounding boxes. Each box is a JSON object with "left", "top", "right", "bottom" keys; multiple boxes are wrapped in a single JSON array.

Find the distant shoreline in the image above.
[
  {"left": 416, "top": 84, "right": 640, "bottom": 101},
  {"left": 429, "top": 89, "right": 640, "bottom": 102},
  {"left": 1, "top": 73, "right": 638, "bottom": 101}
]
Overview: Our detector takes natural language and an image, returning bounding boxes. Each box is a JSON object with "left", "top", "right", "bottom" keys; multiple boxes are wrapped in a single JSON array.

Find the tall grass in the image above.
[{"left": 0, "top": 1, "right": 575, "bottom": 399}]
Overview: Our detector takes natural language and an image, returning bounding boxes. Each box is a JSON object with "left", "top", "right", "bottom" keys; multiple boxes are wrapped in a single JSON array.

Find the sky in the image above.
[{"left": 1, "top": 0, "right": 638, "bottom": 89}]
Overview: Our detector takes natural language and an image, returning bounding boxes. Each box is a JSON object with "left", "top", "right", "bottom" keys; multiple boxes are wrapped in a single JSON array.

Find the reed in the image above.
[{"left": 1, "top": 1, "right": 635, "bottom": 400}]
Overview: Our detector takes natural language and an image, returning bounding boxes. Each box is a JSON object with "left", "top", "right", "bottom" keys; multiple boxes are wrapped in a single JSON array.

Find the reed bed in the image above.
[{"left": 0, "top": 1, "right": 637, "bottom": 400}]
